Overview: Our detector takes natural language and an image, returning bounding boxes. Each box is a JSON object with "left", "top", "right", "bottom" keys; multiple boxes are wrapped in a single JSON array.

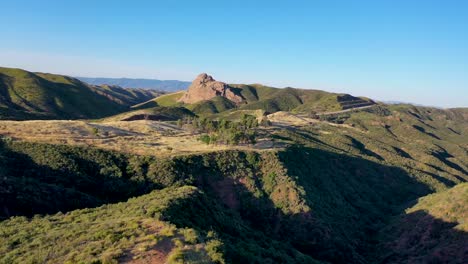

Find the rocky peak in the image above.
[
  {"left": 194, "top": 73, "right": 214, "bottom": 83},
  {"left": 178, "top": 73, "right": 244, "bottom": 104}
]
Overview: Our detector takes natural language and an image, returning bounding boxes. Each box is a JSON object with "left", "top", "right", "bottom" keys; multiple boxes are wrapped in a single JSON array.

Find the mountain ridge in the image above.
[
  {"left": 76, "top": 76, "right": 191, "bottom": 92},
  {"left": 0, "top": 67, "right": 162, "bottom": 120},
  {"left": 129, "top": 73, "right": 376, "bottom": 119}
]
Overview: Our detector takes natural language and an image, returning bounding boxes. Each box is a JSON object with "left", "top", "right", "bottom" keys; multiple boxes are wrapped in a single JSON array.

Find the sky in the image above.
[{"left": 0, "top": 0, "right": 467, "bottom": 107}]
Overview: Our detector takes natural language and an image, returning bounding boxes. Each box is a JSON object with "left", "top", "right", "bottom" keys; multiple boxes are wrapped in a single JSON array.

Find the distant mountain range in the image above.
[{"left": 76, "top": 77, "right": 191, "bottom": 92}]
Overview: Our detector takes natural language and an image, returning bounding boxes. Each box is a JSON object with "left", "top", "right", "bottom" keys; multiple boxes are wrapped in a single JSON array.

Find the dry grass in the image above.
[
  {"left": 0, "top": 110, "right": 367, "bottom": 157},
  {"left": 0, "top": 120, "right": 279, "bottom": 156},
  {"left": 267, "top": 111, "right": 314, "bottom": 126}
]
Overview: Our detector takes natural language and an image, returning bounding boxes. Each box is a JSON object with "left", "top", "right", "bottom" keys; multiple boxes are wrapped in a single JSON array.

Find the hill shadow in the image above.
[
  {"left": 431, "top": 145, "right": 468, "bottom": 175},
  {"left": 164, "top": 146, "right": 436, "bottom": 263},
  {"left": 379, "top": 210, "right": 468, "bottom": 264},
  {"left": 276, "top": 146, "right": 431, "bottom": 262},
  {"left": 2, "top": 139, "right": 464, "bottom": 263},
  {"left": 0, "top": 140, "right": 161, "bottom": 220},
  {"left": 345, "top": 135, "right": 384, "bottom": 160},
  {"left": 413, "top": 125, "right": 441, "bottom": 140}
]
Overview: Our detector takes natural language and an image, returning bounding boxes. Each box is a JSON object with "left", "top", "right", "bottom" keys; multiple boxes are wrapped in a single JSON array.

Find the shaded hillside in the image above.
[
  {"left": 77, "top": 76, "right": 190, "bottom": 92},
  {"left": 94, "top": 84, "right": 162, "bottom": 107},
  {"left": 1, "top": 120, "right": 466, "bottom": 263},
  {"left": 0, "top": 67, "right": 160, "bottom": 120},
  {"left": 378, "top": 183, "right": 467, "bottom": 264},
  {"left": 103, "top": 106, "right": 195, "bottom": 122}
]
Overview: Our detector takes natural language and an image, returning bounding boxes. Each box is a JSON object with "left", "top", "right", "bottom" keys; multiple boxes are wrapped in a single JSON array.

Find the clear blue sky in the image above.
[{"left": 1, "top": 0, "right": 467, "bottom": 107}]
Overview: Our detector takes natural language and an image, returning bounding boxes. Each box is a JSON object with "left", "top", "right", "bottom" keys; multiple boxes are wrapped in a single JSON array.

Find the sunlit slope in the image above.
[
  {"left": 0, "top": 186, "right": 225, "bottom": 264},
  {"left": 132, "top": 83, "right": 375, "bottom": 116},
  {"left": 0, "top": 67, "right": 160, "bottom": 120}
]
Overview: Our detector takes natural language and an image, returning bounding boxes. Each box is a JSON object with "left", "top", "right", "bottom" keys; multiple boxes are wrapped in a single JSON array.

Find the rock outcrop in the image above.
[{"left": 178, "top": 73, "right": 244, "bottom": 104}]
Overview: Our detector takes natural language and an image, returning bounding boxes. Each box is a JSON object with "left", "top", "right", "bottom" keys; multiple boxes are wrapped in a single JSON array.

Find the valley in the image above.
[{"left": 0, "top": 68, "right": 467, "bottom": 264}]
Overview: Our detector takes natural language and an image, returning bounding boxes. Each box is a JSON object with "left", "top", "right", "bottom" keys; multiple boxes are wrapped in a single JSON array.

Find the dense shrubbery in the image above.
[
  {"left": 318, "top": 113, "right": 350, "bottom": 124},
  {"left": 0, "top": 186, "right": 225, "bottom": 264},
  {"left": 1, "top": 102, "right": 467, "bottom": 263},
  {"left": 0, "top": 139, "right": 198, "bottom": 219},
  {"left": 178, "top": 114, "right": 259, "bottom": 145},
  {"left": 0, "top": 141, "right": 321, "bottom": 263}
]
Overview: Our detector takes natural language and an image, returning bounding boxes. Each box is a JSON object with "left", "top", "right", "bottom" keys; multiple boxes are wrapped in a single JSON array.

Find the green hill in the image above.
[
  {"left": 132, "top": 91, "right": 185, "bottom": 110},
  {"left": 0, "top": 186, "right": 224, "bottom": 264},
  {"left": 236, "top": 84, "right": 374, "bottom": 114},
  {"left": 187, "top": 96, "right": 237, "bottom": 115},
  {"left": 1, "top": 100, "right": 466, "bottom": 263},
  {"left": 131, "top": 82, "right": 375, "bottom": 118},
  {"left": 0, "top": 67, "right": 160, "bottom": 120},
  {"left": 0, "top": 71, "right": 466, "bottom": 263}
]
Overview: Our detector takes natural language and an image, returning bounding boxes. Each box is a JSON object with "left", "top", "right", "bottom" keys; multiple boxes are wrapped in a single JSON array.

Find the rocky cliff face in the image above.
[{"left": 178, "top": 73, "right": 244, "bottom": 104}]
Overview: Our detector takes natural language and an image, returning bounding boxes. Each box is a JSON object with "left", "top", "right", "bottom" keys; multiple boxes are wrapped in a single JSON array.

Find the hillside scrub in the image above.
[
  {"left": 377, "top": 183, "right": 468, "bottom": 263},
  {"left": 0, "top": 67, "right": 160, "bottom": 120},
  {"left": 179, "top": 114, "right": 259, "bottom": 145},
  {"left": 1, "top": 103, "right": 467, "bottom": 263},
  {"left": 0, "top": 186, "right": 224, "bottom": 264},
  {"left": 3, "top": 137, "right": 461, "bottom": 263}
]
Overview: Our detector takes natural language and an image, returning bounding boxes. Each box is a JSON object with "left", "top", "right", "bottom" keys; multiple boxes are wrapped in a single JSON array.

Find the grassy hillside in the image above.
[
  {"left": 1, "top": 103, "right": 466, "bottom": 263},
  {"left": 187, "top": 96, "right": 237, "bottom": 115},
  {"left": 132, "top": 91, "right": 185, "bottom": 110},
  {"left": 228, "top": 84, "right": 373, "bottom": 114},
  {"left": 0, "top": 186, "right": 224, "bottom": 264},
  {"left": 0, "top": 77, "right": 466, "bottom": 263},
  {"left": 0, "top": 67, "right": 160, "bottom": 120},
  {"left": 132, "top": 83, "right": 375, "bottom": 118},
  {"left": 0, "top": 141, "right": 324, "bottom": 263}
]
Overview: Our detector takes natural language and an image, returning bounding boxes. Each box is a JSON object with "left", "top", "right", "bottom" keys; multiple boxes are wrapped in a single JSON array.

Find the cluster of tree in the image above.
[{"left": 177, "top": 115, "right": 261, "bottom": 145}]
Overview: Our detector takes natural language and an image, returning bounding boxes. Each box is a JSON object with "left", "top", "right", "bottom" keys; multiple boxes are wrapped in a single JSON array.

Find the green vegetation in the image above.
[
  {"left": 179, "top": 114, "right": 259, "bottom": 145},
  {"left": 188, "top": 96, "right": 237, "bottom": 115},
  {"left": 2, "top": 105, "right": 465, "bottom": 263},
  {"left": 0, "top": 67, "right": 159, "bottom": 120},
  {"left": 0, "top": 68, "right": 466, "bottom": 263},
  {"left": 132, "top": 91, "right": 185, "bottom": 110},
  {"left": 0, "top": 186, "right": 223, "bottom": 264},
  {"left": 132, "top": 82, "right": 375, "bottom": 119},
  {"left": 0, "top": 141, "right": 322, "bottom": 263}
]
